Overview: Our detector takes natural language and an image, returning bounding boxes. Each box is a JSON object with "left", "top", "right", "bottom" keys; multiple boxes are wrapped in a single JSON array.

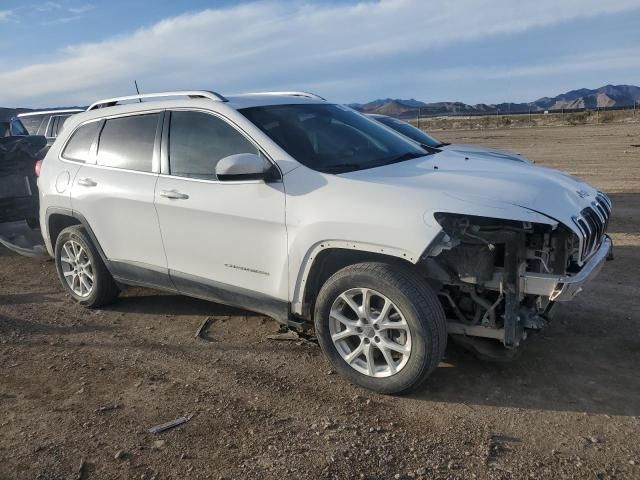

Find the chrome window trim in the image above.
[{"left": 74, "top": 162, "right": 160, "bottom": 178}]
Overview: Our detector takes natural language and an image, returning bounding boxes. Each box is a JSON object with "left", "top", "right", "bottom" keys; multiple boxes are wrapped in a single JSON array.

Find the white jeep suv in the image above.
[{"left": 38, "top": 90, "right": 612, "bottom": 394}]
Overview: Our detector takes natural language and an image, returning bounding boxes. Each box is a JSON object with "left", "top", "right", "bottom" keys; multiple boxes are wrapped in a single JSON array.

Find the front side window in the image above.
[
  {"left": 97, "top": 113, "right": 159, "bottom": 172},
  {"left": 240, "top": 104, "right": 428, "bottom": 173},
  {"left": 62, "top": 121, "right": 101, "bottom": 162},
  {"left": 169, "top": 111, "right": 258, "bottom": 180}
]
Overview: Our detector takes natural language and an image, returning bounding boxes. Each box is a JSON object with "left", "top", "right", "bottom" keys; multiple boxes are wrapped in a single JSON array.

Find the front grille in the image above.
[{"left": 572, "top": 192, "right": 611, "bottom": 264}]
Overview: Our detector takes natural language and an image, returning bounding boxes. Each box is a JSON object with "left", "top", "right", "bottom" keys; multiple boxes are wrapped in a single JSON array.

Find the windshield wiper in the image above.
[
  {"left": 319, "top": 163, "right": 362, "bottom": 173},
  {"left": 420, "top": 143, "right": 443, "bottom": 152},
  {"left": 385, "top": 151, "right": 429, "bottom": 164}
]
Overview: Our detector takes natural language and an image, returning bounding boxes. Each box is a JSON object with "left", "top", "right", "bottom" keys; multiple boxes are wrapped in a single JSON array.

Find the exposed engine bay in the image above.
[{"left": 422, "top": 208, "right": 611, "bottom": 358}]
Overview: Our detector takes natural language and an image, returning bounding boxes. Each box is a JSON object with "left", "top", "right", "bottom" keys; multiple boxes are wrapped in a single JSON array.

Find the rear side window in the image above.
[
  {"left": 97, "top": 114, "right": 159, "bottom": 172},
  {"left": 169, "top": 111, "right": 257, "bottom": 180},
  {"left": 62, "top": 121, "right": 101, "bottom": 162}
]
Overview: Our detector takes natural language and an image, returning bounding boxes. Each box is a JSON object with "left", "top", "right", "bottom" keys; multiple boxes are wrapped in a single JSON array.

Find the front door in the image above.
[{"left": 154, "top": 110, "right": 288, "bottom": 318}]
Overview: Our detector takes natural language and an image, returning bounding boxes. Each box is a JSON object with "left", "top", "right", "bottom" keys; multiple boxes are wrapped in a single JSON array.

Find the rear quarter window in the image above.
[
  {"left": 11, "top": 120, "right": 29, "bottom": 136},
  {"left": 61, "top": 121, "right": 101, "bottom": 162},
  {"left": 97, "top": 114, "right": 159, "bottom": 172}
]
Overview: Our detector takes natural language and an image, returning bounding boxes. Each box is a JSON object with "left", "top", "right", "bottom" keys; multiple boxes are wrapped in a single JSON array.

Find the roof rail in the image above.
[
  {"left": 18, "top": 109, "right": 84, "bottom": 117},
  {"left": 240, "top": 91, "right": 326, "bottom": 101},
  {"left": 87, "top": 90, "right": 228, "bottom": 111}
]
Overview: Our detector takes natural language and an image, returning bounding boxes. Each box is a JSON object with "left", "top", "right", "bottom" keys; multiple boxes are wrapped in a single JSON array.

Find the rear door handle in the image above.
[
  {"left": 160, "top": 189, "right": 189, "bottom": 200},
  {"left": 77, "top": 177, "right": 97, "bottom": 187}
]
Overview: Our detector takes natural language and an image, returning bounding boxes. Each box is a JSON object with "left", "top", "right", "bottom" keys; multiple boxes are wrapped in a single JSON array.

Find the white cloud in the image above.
[
  {"left": 35, "top": 1, "right": 62, "bottom": 12},
  {"left": 40, "top": 15, "right": 82, "bottom": 25},
  {"left": 419, "top": 47, "right": 640, "bottom": 82},
  {"left": 0, "top": 10, "right": 14, "bottom": 22},
  {"left": 2, "top": 0, "right": 640, "bottom": 106},
  {"left": 68, "top": 4, "right": 95, "bottom": 15}
]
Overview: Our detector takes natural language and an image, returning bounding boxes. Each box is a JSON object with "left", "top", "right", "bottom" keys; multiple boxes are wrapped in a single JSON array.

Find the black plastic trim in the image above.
[
  {"left": 45, "top": 208, "right": 291, "bottom": 325},
  {"left": 170, "top": 269, "right": 289, "bottom": 324},
  {"left": 109, "top": 260, "right": 175, "bottom": 291}
]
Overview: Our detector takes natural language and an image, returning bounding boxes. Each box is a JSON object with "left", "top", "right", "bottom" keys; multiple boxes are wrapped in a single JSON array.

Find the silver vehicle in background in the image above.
[{"left": 18, "top": 109, "right": 84, "bottom": 147}]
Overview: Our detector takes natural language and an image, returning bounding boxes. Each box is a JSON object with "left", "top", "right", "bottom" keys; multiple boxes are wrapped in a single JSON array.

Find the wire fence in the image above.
[{"left": 409, "top": 102, "right": 640, "bottom": 130}]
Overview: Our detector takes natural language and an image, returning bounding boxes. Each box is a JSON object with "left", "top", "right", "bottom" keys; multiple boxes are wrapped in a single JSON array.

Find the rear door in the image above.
[
  {"left": 154, "top": 110, "right": 288, "bottom": 314},
  {"left": 70, "top": 112, "right": 171, "bottom": 287}
]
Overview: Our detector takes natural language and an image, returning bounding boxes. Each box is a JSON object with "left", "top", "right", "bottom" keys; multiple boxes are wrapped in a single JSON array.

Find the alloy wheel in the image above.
[
  {"left": 329, "top": 288, "right": 412, "bottom": 377},
  {"left": 60, "top": 240, "right": 94, "bottom": 297}
]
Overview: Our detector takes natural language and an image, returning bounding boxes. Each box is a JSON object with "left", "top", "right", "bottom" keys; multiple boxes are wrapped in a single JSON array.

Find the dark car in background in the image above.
[
  {"left": 367, "top": 113, "right": 533, "bottom": 164},
  {"left": 0, "top": 116, "right": 29, "bottom": 138},
  {"left": 0, "top": 115, "right": 47, "bottom": 255},
  {"left": 18, "top": 109, "right": 83, "bottom": 147}
]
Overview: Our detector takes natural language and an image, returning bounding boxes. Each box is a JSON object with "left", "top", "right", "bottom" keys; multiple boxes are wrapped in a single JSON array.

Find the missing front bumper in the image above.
[{"left": 522, "top": 236, "right": 612, "bottom": 301}]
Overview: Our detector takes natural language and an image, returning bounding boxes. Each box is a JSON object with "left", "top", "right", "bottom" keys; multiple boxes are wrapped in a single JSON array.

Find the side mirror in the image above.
[{"left": 216, "top": 153, "right": 274, "bottom": 181}]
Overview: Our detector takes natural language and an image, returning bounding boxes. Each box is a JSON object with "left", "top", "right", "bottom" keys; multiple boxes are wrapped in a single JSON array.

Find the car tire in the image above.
[
  {"left": 54, "top": 225, "right": 119, "bottom": 307},
  {"left": 314, "top": 262, "right": 447, "bottom": 394}
]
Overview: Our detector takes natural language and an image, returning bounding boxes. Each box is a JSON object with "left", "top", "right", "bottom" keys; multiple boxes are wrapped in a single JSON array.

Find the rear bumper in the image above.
[{"left": 522, "top": 236, "right": 612, "bottom": 301}]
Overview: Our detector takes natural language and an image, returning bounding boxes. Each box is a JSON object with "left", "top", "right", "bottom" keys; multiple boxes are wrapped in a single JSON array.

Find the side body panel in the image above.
[
  {"left": 154, "top": 107, "right": 290, "bottom": 302},
  {"left": 69, "top": 165, "right": 167, "bottom": 273},
  {"left": 38, "top": 141, "right": 83, "bottom": 255},
  {"left": 155, "top": 175, "right": 288, "bottom": 300}
]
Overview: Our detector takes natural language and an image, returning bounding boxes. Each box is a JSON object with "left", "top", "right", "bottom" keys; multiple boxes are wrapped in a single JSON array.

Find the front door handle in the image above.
[
  {"left": 160, "top": 189, "right": 189, "bottom": 200},
  {"left": 77, "top": 177, "right": 97, "bottom": 187}
]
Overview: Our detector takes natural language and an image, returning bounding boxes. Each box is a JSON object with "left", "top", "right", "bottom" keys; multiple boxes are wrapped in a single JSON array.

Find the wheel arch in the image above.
[
  {"left": 293, "top": 242, "right": 420, "bottom": 321},
  {"left": 45, "top": 207, "right": 109, "bottom": 265}
]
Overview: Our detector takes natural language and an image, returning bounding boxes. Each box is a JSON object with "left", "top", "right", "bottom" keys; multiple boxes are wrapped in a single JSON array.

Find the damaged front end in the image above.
[{"left": 421, "top": 208, "right": 611, "bottom": 359}]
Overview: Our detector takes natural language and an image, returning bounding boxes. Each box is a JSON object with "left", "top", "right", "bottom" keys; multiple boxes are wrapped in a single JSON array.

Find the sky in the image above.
[{"left": 0, "top": 0, "right": 639, "bottom": 108}]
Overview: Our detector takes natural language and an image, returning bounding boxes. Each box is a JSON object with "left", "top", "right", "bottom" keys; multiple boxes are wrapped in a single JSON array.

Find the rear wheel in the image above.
[
  {"left": 54, "top": 225, "right": 119, "bottom": 307},
  {"left": 314, "top": 262, "right": 447, "bottom": 394}
]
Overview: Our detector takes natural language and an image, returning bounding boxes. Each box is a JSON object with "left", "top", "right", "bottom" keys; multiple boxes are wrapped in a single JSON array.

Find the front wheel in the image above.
[{"left": 314, "top": 262, "right": 447, "bottom": 394}]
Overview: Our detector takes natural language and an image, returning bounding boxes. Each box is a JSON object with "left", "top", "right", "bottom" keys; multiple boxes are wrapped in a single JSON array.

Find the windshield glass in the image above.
[
  {"left": 240, "top": 104, "right": 428, "bottom": 173},
  {"left": 374, "top": 116, "right": 443, "bottom": 148}
]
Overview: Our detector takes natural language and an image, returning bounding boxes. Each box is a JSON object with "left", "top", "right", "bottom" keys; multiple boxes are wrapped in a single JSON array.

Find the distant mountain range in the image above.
[
  {"left": 4, "top": 84, "right": 639, "bottom": 121},
  {"left": 350, "top": 84, "right": 640, "bottom": 118}
]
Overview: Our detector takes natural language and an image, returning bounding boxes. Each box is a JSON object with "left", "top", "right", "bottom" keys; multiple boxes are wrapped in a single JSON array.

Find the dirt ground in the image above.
[{"left": 1, "top": 123, "right": 639, "bottom": 480}]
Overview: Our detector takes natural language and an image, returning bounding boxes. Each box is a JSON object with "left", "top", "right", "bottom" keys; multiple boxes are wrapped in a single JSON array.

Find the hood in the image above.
[
  {"left": 342, "top": 149, "right": 600, "bottom": 231},
  {"left": 440, "top": 143, "right": 532, "bottom": 164}
]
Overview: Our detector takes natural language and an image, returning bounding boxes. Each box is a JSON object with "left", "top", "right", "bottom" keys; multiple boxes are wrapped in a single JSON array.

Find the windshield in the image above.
[
  {"left": 373, "top": 116, "right": 443, "bottom": 148},
  {"left": 240, "top": 104, "right": 428, "bottom": 173}
]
